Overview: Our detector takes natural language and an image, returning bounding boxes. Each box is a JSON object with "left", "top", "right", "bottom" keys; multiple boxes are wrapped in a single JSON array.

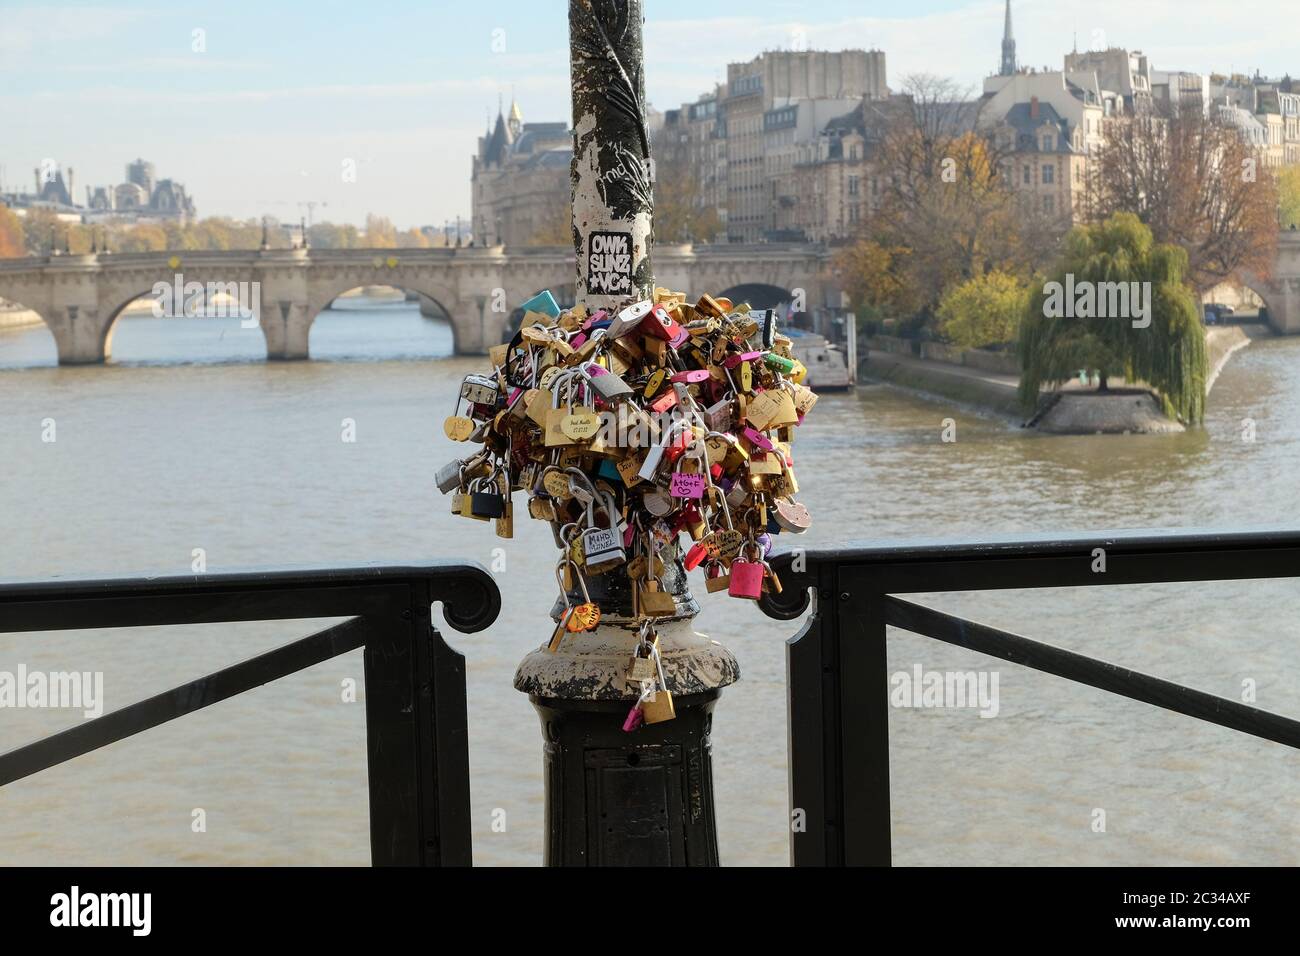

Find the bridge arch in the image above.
[
  {"left": 0, "top": 293, "right": 58, "bottom": 367},
  {"left": 98, "top": 279, "right": 268, "bottom": 364},
  {"left": 717, "top": 282, "right": 800, "bottom": 313},
  {"left": 305, "top": 275, "right": 462, "bottom": 358}
]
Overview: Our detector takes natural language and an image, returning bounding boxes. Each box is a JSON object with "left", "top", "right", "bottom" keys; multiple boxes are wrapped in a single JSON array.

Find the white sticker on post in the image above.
[{"left": 587, "top": 230, "right": 633, "bottom": 297}]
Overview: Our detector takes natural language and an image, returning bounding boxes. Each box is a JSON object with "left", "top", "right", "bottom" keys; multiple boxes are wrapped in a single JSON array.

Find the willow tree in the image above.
[{"left": 1018, "top": 213, "right": 1207, "bottom": 424}]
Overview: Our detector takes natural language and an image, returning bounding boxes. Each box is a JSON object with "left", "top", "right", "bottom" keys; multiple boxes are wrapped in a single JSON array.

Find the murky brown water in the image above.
[{"left": 3, "top": 308, "right": 1299, "bottom": 865}]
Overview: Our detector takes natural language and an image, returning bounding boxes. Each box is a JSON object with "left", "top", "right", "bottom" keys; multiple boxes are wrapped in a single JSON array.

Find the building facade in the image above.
[
  {"left": 656, "top": 88, "right": 729, "bottom": 241},
  {"left": 723, "top": 50, "right": 889, "bottom": 241},
  {"left": 471, "top": 102, "right": 573, "bottom": 247},
  {"left": 85, "top": 159, "right": 196, "bottom": 224}
]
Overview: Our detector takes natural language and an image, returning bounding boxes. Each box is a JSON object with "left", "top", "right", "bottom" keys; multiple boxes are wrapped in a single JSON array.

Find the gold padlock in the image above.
[
  {"left": 639, "top": 581, "right": 677, "bottom": 616},
  {"left": 495, "top": 499, "right": 514, "bottom": 539},
  {"left": 627, "top": 656, "right": 656, "bottom": 686},
  {"left": 642, "top": 688, "right": 675, "bottom": 724},
  {"left": 705, "top": 571, "right": 732, "bottom": 594}
]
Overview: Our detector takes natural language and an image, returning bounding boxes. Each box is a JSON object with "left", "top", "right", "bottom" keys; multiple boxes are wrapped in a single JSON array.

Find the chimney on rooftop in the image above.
[{"left": 1030, "top": 96, "right": 1040, "bottom": 119}]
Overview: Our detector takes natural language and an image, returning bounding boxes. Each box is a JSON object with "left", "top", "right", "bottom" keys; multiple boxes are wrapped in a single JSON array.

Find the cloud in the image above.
[{"left": 0, "top": 5, "right": 147, "bottom": 57}]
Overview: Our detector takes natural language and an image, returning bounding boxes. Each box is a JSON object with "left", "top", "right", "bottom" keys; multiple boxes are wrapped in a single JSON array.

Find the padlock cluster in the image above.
[{"left": 437, "top": 285, "right": 817, "bottom": 669}]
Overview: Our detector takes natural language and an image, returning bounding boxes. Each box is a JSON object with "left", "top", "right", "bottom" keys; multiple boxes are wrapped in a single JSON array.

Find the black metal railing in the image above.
[
  {"left": 760, "top": 529, "right": 1300, "bottom": 867},
  {"left": 0, "top": 562, "right": 499, "bottom": 866}
]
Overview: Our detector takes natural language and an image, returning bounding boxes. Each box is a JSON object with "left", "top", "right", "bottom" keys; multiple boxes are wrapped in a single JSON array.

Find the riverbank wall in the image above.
[
  {"left": 860, "top": 341, "right": 1025, "bottom": 419},
  {"left": 861, "top": 324, "right": 1268, "bottom": 431}
]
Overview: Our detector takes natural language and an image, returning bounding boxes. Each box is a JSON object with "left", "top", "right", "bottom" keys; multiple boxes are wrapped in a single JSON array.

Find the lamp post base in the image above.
[
  {"left": 514, "top": 606, "right": 739, "bottom": 866},
  {"left": 527, "top": 689, "right": 725, "bottom": 866}
]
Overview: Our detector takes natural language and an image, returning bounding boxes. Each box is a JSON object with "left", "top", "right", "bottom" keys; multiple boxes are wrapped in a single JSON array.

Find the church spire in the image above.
[{"left": 1000, "top": 0, "right": 1017, "bottom": 76}]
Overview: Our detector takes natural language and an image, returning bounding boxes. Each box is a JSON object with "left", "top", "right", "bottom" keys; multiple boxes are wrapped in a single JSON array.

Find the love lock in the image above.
[
  {"left": 669, "top": 450, "right": 707, "bottom": 501},
  {"left": 548, "top": 558, "right": 600, "bottom": 652},
  {"left": 580, "top": 490, "right": 626, "bottom": 574},
  {"left": 467, "top": 471, "right": 506, "bottom": 521},
  {"left": 773, "top": 497, "right": 812, "bottom": 533}
]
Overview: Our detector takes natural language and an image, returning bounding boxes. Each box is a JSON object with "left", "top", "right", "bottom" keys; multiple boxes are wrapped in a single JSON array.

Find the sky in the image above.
[{"left": 1, "top": 0, "right": 1296, "bottom": 230}]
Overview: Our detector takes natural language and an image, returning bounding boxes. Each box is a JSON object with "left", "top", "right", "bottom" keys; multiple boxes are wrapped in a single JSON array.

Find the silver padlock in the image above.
[
  {"left": 638, "top": 419, "right": 692, "bottom": 483},
  {"left": 582, "top": 363, "right": 634, "bottom": 403},
  {"left": 460, "top": 373, "right": 499, "bottom": 407},
  {"left": 435, "top": 459, "right": 465, "bottom": 495},
  {"left": 607, "top": 300, "right": 653, "bottom": 339},
  {"left": 581, "top": 491, "right": 626, "bottom": 573},
  {"left": 704, "top": 395, "right": 735, "bottom": 432}
]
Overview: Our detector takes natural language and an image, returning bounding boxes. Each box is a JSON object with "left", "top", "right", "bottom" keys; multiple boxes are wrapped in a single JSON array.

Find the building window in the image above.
[
  {"left": 1023, "top": 165, "right": 1032, "bottom": 185},
  {"left": 848, "top": 176, "right": 860, "bottom": 196},
  {"left": 1042, "top": 164, "right": 1055, "bottom": 184},
  {"left": 1041, "top": 134, "right": 1055, "bottom": 151},
  {"left": 1043, "top": 195, "right": 1054, "bottom": 214}
]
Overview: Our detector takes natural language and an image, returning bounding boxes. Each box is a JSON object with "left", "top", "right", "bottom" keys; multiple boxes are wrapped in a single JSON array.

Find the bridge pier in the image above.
[
  {"left": 52, "top": 305, "right": 108, "bottom": 365},
  {"left": 450, "top": 300, "right": 510, "bottom": 356},
  {"left": 261, "top": 301, "right": 312, "bottom": 361}
]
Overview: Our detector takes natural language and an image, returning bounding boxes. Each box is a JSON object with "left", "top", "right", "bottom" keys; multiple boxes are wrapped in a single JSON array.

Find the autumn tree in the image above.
[
  {"left": 0, "top": 206, "right": 24, "bottom": 257},
  {"left": 832, "top": 238, "right": 917, "bottom": 319},
  {"left": 308, "top": 222, "right": 362, "bottom": 249},
  {"left": 937, "top": 269, "right": 1029, "bottom": 349},
  {"left": 1019, "top": 213, "right": 1207, "bottom": 423},
  {"left": 1087, "top": 104, "right": 1279, "bottom": 294},
  {"left": 398, "top": 227, "right": 432, "bottom": 248},
  {"left": 20, "top": 208, "right": 68, "bottom": 255},
  {"left": 116, "top": 224, "right": 168, "bottom": 252},
  {"left": 364, "top": 214, "right": 398, "bottom": 248},
  {"left": 841, "top": 75, "right": 1025, "bottom": 330}
]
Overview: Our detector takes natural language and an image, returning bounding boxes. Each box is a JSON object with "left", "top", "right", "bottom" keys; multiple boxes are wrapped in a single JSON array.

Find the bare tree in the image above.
[
  {"left": 1087, "top": 104, "right": 1279, "bottom": 293},
  {"left": 858, "top": 74, "right": 1024, "bottom": 322},
  {"left": 651, "top": 150, "right": 721, "bottom": 244}
]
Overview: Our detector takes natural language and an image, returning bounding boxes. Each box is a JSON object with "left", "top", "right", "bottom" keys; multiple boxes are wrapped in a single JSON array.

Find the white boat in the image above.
[{"left": 787, "top": 329, "right": 852, "bottom": 391}]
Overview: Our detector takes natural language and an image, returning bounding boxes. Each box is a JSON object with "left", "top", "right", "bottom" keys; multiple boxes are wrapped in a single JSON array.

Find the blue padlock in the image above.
[{"left": 521, "top": 290, "right": 561, "bottom": 319}]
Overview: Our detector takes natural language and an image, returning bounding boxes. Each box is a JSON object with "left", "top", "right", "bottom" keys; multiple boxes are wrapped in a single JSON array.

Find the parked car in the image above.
[{"left": 1204, "top": 303, "right": 1235, "bottom": 324}]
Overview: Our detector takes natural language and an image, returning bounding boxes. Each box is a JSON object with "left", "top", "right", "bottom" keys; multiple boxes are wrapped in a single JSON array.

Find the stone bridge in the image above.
[
  {"left": 0, "top": 243, "right": 834, "bottom": 363},
  {"left": 1240, "top": 230, "right": 1300, "bottom": 333}
]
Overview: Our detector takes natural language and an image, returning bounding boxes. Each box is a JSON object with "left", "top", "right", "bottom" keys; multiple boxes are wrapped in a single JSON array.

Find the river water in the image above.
[{"left": 2, "top": 299, "right": 1298, "bottom": 866}]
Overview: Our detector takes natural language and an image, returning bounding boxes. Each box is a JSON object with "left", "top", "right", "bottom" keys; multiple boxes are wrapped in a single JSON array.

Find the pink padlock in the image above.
[
  {"left": 669, "top": 456, "right": 707, "bottom": 499},
  {"left": 670, "top": 474, "right": 706, "bottom": 499},
  {"left": 728, "top": 560, "right": 765, "bottom": 600},
  {"left": 728, "top": 551, "right": 766, "bottom": 600},
  {"left": 622, "top": 704, "right": 644, "bottom": 733},
  {"left": 743, "top": 427, "right": 775, "bottom": 453},
  {"left": 670, "top": 369, "right": 710, "bottom": 385},
  {"left": 724, "top": 351, "right": 763, "bottom": 369}
]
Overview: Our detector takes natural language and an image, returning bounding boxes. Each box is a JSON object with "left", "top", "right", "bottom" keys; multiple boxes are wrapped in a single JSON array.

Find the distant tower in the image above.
[
  {"left": 1000, "top": 0, "right": 1017, "bottom": 76},
  {"left": 508, "top": 97, "right": 523, "bottom": 139}
]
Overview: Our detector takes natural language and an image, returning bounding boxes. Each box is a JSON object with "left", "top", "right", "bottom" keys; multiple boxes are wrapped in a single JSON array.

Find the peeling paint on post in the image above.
[{"left": 569, "top": 0, "right": 654, "bottom": 309}]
